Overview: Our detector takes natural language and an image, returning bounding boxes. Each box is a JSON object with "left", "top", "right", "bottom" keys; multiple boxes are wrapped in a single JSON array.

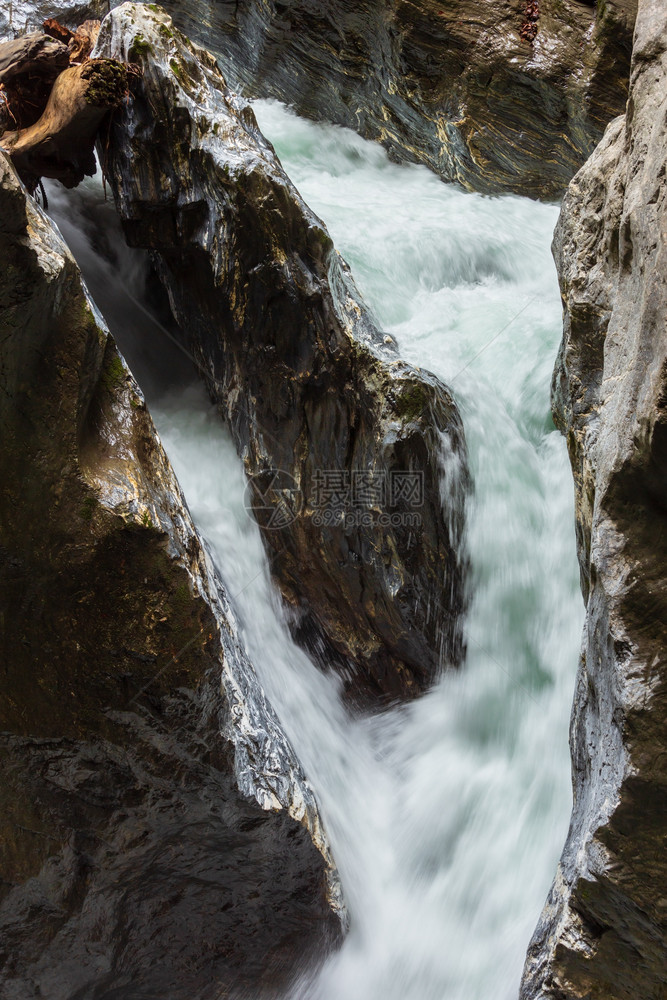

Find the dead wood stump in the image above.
[
  {"left": 1, "top": 58, "right": 128, "bottom": 191},
  {"left": 0, "top": 33, "right": 70, "bottom": 133},
  {"left": 68, "top": 20, "right": 102, "bottom": 64}
]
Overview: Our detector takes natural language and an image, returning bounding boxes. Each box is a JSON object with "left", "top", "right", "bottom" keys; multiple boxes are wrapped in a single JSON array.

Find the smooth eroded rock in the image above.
[
  {"left": 0, "top": 0, "right": 637, "bottom": 198},
  {"left": 148, "top": 0, "right": 636, "bottom": 200},
  {"left": 0, "top": 1, "right": 108, "bottom": 40},
  {"left": 521, "top": 1, "right": 667, "bottom": 995},
  {"left": 0, "top": 151, "right": 341, "bottom": 999},
  {"left": 96, "top": 3, "right": 469, "bottom": 707}
]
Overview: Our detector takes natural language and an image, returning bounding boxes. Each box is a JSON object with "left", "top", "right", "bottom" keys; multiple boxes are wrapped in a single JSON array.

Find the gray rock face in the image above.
[
  {"left": 146, "top": 0, "right": 636, "bottom": 200},
  {"left": 521, "top": 1, "right": 667, "bottom": 996},
  {"left": 96, "top": 3, "right": 469, "bottom": 706},
  {"left": 0, "top": 151, "right": 341, "bottom": 999},
  {"left": 0, "top": 0, "right": 108, "bottom": 39}
]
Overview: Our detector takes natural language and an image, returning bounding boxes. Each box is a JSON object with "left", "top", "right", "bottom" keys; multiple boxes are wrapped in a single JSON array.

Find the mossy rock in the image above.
[
  {"left": 393, "top": 381, "right": 429, "bottom": 422},
  {"left": 101, "top": 352, "right": 126, "bottom": 392},
  {"left": 128, "top": 34, "right": 153, "bottom": 62}
]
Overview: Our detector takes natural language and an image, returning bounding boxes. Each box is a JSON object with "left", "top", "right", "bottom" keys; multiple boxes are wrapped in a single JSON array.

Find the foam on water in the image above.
[{"left": 45, "top": 100, "right": 583, "bottom": 1000}]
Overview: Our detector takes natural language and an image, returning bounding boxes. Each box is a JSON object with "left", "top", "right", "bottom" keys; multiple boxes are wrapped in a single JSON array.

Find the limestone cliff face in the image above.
[
  {"left": 95, "top": 3, "right": 469, "bottom": 706},
  {"left": 521, "top": 1, "right": 667, "bottom": 996},
  {"left": 0, "top": 152, "right": 341, "bottom": 999},
  {"left": 148, "top": 0, "right": 636, "bottom": 200}
]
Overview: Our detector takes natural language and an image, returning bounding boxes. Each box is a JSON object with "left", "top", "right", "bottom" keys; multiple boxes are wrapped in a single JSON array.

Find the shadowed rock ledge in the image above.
[
  {"left": 95, "top": 3, "right": 469, "bottom": 706},
  {"left": 145, "top": 0, "right": 637, "bottom": 200},
  {"left": 521, "top": 1, "right": 667, "bottom": 996},
  {"left": 0, "top": 151, "right": 341, "bottom": 999}
]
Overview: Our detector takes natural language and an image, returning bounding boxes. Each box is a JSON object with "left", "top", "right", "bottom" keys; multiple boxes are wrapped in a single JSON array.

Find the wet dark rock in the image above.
[
  {"left": 96, "top": 3, "right": 469, "bottom": 707},
  {"left": 521, "top": 2, "right": 667, "bottom": 996},
  {"left": 0, "top": 0, "right": 637, "bottom": 198},
  {"left": 0, "top": 151, "right": 341, "bottom": 999},
  {"left": 143, "top": 0, "right": 636, "bottom": 200}
]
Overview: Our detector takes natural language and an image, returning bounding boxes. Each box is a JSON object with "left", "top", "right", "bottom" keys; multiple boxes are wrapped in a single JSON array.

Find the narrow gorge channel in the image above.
[{"left": 45, "top": 100, "right": 584, "bottom": 1000}]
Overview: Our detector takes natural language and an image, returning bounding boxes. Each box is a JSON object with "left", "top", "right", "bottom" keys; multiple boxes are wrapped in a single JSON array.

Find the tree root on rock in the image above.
[
  {"left": 1, "top": 59, "right": 128, "bottom": 191},
  {"left": 44, "top": 18, "right": 102, "bottom": 64}
]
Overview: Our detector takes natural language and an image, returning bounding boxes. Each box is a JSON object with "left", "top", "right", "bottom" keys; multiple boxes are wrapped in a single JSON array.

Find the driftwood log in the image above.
[
  {"left": 43, "top": 18, "right": 102, "bottom": 64},
  {"left": 68, "top": 20, "right": 102, "bottom": 63},
  {"left": 0, "top": 19, "right": 127, "bottom": 193},
  {"left": 0, "top": 32, "right": 69, "bottom": 84},
  {"left": 0, "top": 58, "right": 128, "bottom": 190},
  {"left": 0, "top": 33, "right": 69, "bottom": 133},
  {"left": 42, "top": 17, "right": 75, "bottom": 44}
]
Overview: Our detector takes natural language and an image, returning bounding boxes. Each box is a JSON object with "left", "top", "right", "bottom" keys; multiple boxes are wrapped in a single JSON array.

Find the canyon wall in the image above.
[
  {"left": 153, "top": 0, "right": 636, "bottom": 199},
  {"left": 521, "top": 1, "right": 667, "bottom": 995}
]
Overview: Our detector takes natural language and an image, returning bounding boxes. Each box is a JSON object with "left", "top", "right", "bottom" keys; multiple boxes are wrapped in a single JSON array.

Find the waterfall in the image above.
[{"left": 45, "top": 99, "right": 583, "bottom": 1000}]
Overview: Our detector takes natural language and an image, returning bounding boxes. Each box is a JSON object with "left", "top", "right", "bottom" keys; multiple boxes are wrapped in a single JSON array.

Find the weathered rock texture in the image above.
[
  {"left": 96, "top": 3, "right": 469, "bottom": 706},
  {"left": 521, "top": 1, "right": 667, "bottom": 996},
  {"left": 0, "top": 151, "right": 341, "bottom": 999},
  {"left": 0, "top": 1, "right": 108, "bottom": 40},
  {"left": 148, "top": 0, "right": 637, "bottom": 200},
  {"left": 0, "top": 0, "right": 639, "bottom": 198}
]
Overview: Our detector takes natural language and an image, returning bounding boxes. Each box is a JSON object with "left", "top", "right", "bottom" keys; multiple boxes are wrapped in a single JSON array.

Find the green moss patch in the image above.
[
  {"left": 82, "top": 59, "right": 128, "bottom": 108},
  {"left": 79, "top": 495, "right": 97, "bottom": 521},
  {"left": 394, "top": 382, "right": 429, "bottom": 422},
  {"left": 102, "top": 353, "right": 126, "bottom": 393},
  {"left": 170, "top": 58, "right": 186, "bottom": 85},
  {"left": 128, "top": 34, "right": 153, "bottom": 62}
]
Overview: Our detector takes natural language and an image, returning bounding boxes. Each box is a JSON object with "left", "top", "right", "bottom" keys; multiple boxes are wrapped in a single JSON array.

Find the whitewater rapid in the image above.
[{"left": 46, "top": 100, "right": 584, "bottom": 1000}]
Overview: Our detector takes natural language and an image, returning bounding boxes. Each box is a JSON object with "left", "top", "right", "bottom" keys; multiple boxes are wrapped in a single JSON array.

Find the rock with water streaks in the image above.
[
  {"left": 0, "top": 0, "right": 637, "bottom": 198},
  {"left": 96, "top": 3, "right": 469, "bottom": 706},
  {"left": 0, "top": 1, "right": 108, "bottom": 40},
  {"left": 145, "top": 0, "right": 636, "bottom": 200},
  {"left": 521, "top": 2, "right": 667, "bottom": 995},
  {"left": 0, "top": 151, "right": 341, "bottom": 999}
]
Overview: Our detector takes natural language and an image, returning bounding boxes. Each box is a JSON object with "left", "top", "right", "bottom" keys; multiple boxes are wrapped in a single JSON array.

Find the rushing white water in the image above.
[{"left": 45, "top": 100, "right": 584, "bottom": 1000}]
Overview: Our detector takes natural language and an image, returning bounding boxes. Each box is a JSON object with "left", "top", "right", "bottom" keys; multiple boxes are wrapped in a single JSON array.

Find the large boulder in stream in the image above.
[
  {"left": 0, "top": 151, "right": 341, "bottom": 999},
  {"left": 141, "top": 0, "right": 636, "bottom": 200},
  {"left": 521, "top": 1, "right": 667, "bottom": 996},
  {"left": 95, "top": 3, "right": 469, "bottom": 706}
]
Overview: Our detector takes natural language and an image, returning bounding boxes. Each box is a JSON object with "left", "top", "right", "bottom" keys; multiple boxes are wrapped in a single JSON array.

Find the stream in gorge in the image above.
[{"left": 45, "top": 99, "right": 584, "bottom": 1000}]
